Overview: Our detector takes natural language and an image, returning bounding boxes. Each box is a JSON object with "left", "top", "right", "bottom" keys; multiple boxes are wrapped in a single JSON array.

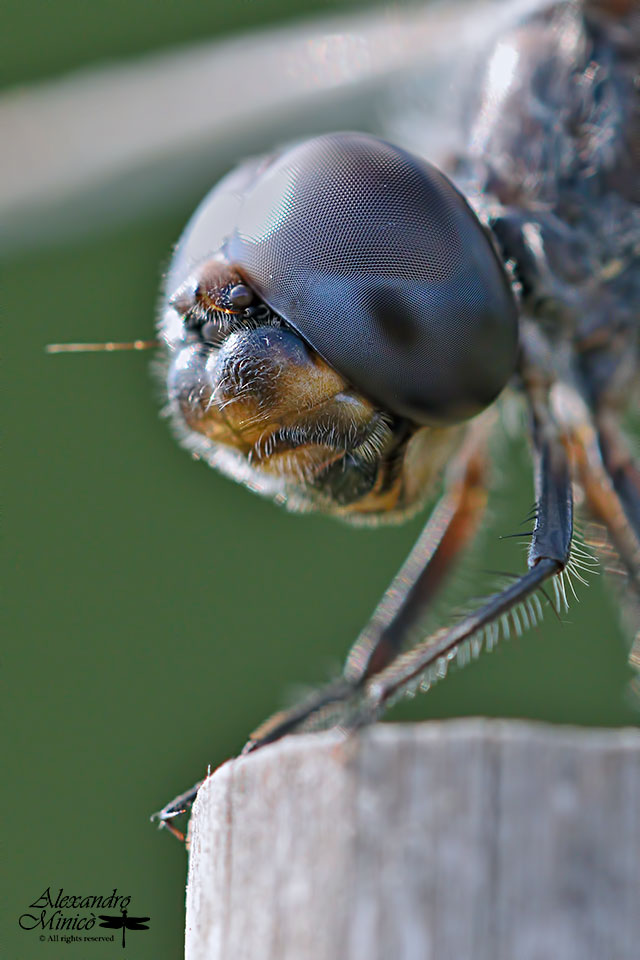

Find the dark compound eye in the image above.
[{"left": 167, "top": 132, "right": 519, "bottom": 425}]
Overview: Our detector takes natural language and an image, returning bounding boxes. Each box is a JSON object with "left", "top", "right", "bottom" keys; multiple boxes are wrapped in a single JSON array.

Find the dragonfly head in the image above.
[{"left": 160, "top": 132, "right": 518, "bottom": 519}]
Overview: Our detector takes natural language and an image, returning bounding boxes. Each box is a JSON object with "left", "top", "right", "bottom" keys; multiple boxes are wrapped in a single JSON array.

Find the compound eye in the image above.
[{"left": 224, "top": 133, "right": 519, "bottom": 425}]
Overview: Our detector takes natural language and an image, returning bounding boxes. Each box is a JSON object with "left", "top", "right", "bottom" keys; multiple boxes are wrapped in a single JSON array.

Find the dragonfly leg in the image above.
[
  {"left": 353, "top": 348, "right": 574, "bottom": 723},
  {"left": 242, "top": 420, "right": 493, "bottom": 752},
  {"left": 595, "top": 411, "right": 640, "bottom": 549},
  {"left": 573, "top": 415, "right": 640, "bottom": 594},
  {"left": 344, "top": 425, "right": 491, "bottom": 683},
  {"left": 150, "top": 778, "right": 205, "bottom": 839},
  {"left": 568, "top": 337, "right": 640, "bottom": 673},
  {"left": 553, "top": 385, "right": 640, "bottom": 595},
  {"left": 571, "top": 325, "right": 640, "bottom": 578},
  {"left": 561, "top": 401, "right": 640, "bottom": 677}
]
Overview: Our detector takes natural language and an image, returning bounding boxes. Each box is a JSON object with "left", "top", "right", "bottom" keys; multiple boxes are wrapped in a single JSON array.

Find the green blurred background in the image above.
[{"left": 3, "top": 2, "right": 637, "bottom": 957}]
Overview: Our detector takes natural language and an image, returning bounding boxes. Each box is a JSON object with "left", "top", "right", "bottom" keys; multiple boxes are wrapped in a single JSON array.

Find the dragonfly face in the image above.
[{"left": 161, "top": 132, "right": 517, "bottom": 520}]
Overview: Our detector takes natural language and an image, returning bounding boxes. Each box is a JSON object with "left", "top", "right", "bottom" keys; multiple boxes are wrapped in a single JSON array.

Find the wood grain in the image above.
[{"left": 185, "top": 720, "right": 640, "bottom": 960}]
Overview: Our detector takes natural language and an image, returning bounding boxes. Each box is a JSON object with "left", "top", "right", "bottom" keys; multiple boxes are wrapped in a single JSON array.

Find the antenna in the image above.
[{"left": 45, "top": 339, "right": 159, "bottom": 354}]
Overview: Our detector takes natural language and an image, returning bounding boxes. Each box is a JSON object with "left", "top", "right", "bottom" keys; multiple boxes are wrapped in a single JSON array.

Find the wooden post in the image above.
[{"left": 185, "top": 719, "right": 640, "bottom": 960}]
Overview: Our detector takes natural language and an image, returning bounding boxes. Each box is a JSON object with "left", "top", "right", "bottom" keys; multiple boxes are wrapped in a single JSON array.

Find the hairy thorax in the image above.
[{"left": 463, "top": 0, "right": 639, "bottom": 409}]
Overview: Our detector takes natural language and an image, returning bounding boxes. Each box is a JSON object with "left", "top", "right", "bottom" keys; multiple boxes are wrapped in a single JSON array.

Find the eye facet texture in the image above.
[{"left": 168, "top": 132, "right": 519, "bottom": 424}]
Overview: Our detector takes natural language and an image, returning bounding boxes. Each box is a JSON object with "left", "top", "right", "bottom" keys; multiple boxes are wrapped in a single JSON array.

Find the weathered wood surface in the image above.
[{"left": 185, "top": 720, "right": 640, "bottom": 960}]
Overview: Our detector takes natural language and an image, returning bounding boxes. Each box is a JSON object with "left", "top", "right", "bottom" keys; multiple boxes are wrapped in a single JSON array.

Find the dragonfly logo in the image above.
[
  {"left": 19, "top": 887, "right": 150, "bottom": 948},
  {"left": 98, "top": 908, "right": 150, "bottom": 949}
]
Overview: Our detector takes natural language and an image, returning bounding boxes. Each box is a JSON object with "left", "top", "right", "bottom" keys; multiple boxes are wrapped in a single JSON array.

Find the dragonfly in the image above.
[
  {"left": 46, "top": 0, "right": 639, "bottom": 841},
  {"left": 98, "top": 908, "right": 150, "bottom": 949}
]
